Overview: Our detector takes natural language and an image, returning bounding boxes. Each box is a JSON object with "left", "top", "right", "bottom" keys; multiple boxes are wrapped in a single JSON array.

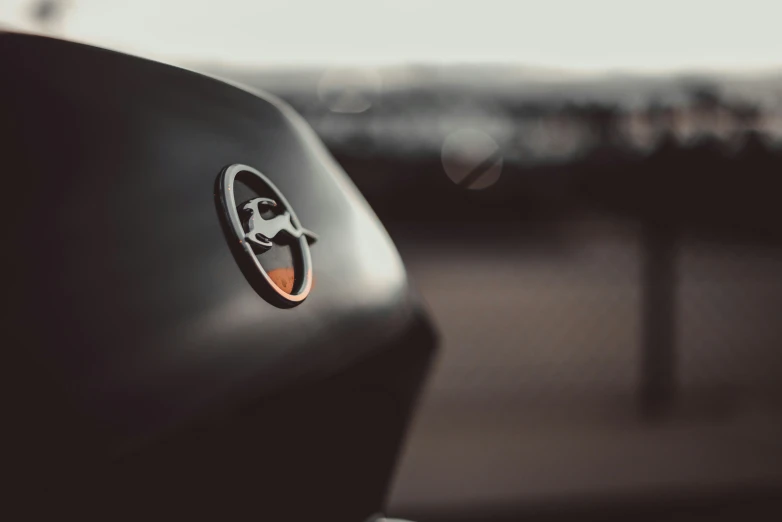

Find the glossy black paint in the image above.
[{"left": 0, "top": 32, "right": 435, "bottom": 519}]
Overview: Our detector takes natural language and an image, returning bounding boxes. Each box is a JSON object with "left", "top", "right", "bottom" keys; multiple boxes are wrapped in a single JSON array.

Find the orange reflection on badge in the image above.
[{"left": 267, "top": 267, "right": 295, "bottom": 294}]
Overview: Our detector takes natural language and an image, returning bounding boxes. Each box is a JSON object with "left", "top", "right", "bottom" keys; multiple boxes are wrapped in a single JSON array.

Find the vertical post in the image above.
[{"left": 640, "top": 220, "right": 677, "bottom": 417}]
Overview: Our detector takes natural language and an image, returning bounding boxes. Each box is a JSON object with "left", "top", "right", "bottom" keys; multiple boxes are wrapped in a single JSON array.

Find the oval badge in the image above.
[{"left": 216, "top": 164, "right": 317, "bottom": 308}]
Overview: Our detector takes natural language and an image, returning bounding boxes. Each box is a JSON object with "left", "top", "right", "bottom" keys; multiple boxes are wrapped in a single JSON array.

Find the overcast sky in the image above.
[{"left": 2, "top": 0, "right": 781, "bottom": 71}]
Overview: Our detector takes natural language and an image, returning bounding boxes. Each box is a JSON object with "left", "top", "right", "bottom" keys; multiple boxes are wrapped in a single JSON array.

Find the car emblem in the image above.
[{"left": 216, "top": 164, "right": 317, "bottom": 308}]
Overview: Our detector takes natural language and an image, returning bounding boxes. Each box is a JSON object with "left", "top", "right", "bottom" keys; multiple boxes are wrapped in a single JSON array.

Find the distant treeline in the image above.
[{"left": 212, "top": 65, "right": 782, "bottom": 234}]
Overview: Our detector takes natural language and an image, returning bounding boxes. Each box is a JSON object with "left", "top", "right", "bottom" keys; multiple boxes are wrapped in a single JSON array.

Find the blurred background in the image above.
[{"left": 4, "top": 1, "right": 782, "bottom": 520}]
